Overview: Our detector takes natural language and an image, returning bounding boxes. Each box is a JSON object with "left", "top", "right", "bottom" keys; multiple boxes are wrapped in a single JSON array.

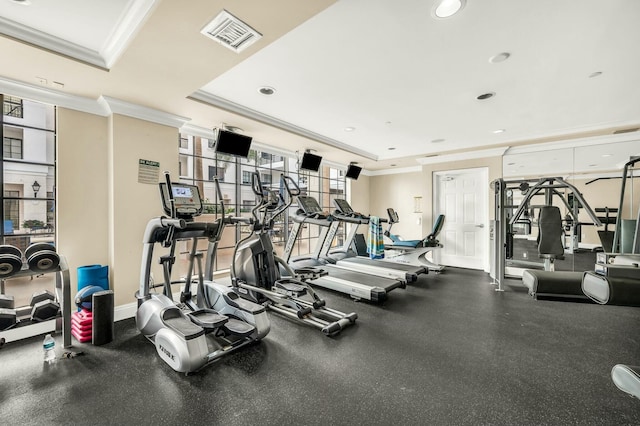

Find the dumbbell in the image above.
[
  {"left": 25, "top": 243, "right": 60, "bottom": 273},
  {"left": 0, "top": 245, "right": 24, "bottom": 279},
  {"left": 0, "top": 289, "right": 60, "bottom": 330},
  {"left": 28, "top": 290, "right": 60, "bottom": 321}
]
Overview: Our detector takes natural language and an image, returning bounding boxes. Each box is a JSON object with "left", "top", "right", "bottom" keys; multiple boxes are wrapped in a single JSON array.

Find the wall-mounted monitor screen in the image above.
[
  {"left": 300, "top": 152, "right": 322, "bottom": 172},
  {"left": 345, "top": 164, "right": 362, "bottom": 180},
  {"left": 214, "top": 129, "right": 252, "bottom": 158}
]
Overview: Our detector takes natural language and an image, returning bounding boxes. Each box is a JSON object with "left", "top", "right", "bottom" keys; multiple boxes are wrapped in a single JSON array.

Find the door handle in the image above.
[{"left": 475, "top": 224, "right": 485, "bottom": 228}]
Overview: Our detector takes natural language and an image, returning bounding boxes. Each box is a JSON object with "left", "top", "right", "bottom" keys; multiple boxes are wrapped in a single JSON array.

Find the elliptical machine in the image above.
[
  {"left": 231, "top": 172, "right": 357, "bottom": 336},
  {"left": 135, "top": 172, "right": 270, "bottom": 374}
]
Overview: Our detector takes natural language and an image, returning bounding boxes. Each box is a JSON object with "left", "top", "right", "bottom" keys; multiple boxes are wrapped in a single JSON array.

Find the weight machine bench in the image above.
[{"left": 521, "top": 269, "right": 587, "bottom": 300}]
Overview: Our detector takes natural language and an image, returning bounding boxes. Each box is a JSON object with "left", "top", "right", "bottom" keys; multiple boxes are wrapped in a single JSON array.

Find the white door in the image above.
[{"left": 434, "top": 168, "right": 489, "bottom": 270}]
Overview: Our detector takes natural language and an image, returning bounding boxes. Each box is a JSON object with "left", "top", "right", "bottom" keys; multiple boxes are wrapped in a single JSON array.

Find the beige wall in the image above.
[
  {"left": 369, "top": 171, "right": 424, "bottom": 239},
  {"left": 349, "top": 174, "right": 370, "bottom": 214},
  {"left": 57, "top": 110, "right": 178, "bottom": 307},
  {"left": 57, "top": 108, "right": 109, "bottom": 289},
  {"left": 110, "top": 114, "right": 178, "bottom": 306}
]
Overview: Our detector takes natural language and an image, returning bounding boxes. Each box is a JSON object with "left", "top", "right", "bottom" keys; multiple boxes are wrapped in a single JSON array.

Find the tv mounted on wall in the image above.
[
  {"left": 300, "top": 152, "right": 322, "bottom": 172},
  {"left": 345, "top": 164, "right": 362, "bottom": 180},
  {"left": 214, "top": 129, "right": 252, "bottom": 158}
]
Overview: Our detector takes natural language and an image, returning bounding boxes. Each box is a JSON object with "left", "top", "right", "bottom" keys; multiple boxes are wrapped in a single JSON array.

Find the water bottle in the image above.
[{"left": 43, "top": 334, "right": 57, "bottom": 364}]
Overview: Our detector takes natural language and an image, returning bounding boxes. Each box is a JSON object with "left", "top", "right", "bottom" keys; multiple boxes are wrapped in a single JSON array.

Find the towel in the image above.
[{"left": 367, "top": 216, "right": 385, "bottom": 259}]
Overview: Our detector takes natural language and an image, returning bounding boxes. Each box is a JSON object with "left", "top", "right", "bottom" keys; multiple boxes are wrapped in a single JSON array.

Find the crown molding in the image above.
[
  {"left": 504, "top": 132, "right": 640, "bottom": 156},
  {"left": 100, "top": 0, "right": 158, "bottom": 68},
  {"left": 0, "top": 0, "right": 157, "bottom": 70},
  {"left": 179, "top": 123, "right": 215, "bottom": 140},
  {"left": 367, "top": 166, "right": 422, "bottom": 176},
  {"left": 0, "top": 16, "right": 107, "bottom": 69},
  {"left": 416, "top": 147, "right": 509, "bottom": 165},
  {"left": 99, "top": 96, "right": 190, "bottom": 128},
  {"left": 0, "top": 76, "right": 106, "bottom": 115},
  {"left": 188, "top": 90, "right": 378, "bottom": 161}
]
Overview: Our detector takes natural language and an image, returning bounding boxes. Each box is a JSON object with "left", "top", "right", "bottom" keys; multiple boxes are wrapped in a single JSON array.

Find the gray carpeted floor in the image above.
[{"left": 0, "top": 268, "right": 638, "bottom": 425}]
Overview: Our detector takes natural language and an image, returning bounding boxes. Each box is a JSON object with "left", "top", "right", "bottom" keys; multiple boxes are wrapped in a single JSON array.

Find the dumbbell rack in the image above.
[{"left": 0, "top": 256, "right": 72, "bottom": 348}]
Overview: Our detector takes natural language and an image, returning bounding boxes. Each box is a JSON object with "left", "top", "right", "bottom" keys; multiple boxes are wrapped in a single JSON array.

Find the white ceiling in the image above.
[{"left": 1, "top": 0, "right": 639, "bottom": 172}]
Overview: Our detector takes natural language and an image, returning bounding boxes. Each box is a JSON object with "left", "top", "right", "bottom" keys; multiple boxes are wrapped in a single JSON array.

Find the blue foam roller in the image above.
[{"left": 77, "top": 264, "right": 109, "bottom": 292}]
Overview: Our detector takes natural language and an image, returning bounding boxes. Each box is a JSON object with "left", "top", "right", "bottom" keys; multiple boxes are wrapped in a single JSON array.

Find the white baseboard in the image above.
[{"left": 114, "top": 302, "right": 137, "bottom": 322}]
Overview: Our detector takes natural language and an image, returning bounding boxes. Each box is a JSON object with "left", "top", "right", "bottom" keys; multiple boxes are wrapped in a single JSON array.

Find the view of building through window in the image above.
[
  {"left": 178, "top": 133, "right": 347, "bottom": 273},
  {"left": 1, "top": 94, "right": 56, "bottom": 306}
]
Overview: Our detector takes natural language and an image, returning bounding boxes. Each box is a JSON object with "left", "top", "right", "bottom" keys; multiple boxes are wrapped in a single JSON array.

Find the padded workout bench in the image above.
[
  {"left": 582, "top": 271, "right": 640, "bottom": 305},
  {"left": 521, "top": 269, "right": 587, "bottom": 300}
]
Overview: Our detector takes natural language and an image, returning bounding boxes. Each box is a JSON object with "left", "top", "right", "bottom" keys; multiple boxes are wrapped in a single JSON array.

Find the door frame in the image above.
[{"left": 433, "top": 167, "right": 490, "bottom": 272}]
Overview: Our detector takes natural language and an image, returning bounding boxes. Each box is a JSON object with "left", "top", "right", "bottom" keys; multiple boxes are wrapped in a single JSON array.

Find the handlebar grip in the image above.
[
  {"left": 161, "top": 217, "right": 186, "bottom": 229},
  {"left": 226, "top": 216, "right": 253, "bottom": 224}
]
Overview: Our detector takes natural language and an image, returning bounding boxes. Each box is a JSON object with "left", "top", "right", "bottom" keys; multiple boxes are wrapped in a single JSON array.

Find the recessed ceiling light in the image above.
[
  {"left": 258, "top": 86, "right": 275, "bottom": 95},
  {"left": 489, "top": 52, "right": 511, "bottom": 63},
  {"left": 602, "top": 154, "right": 612, "bottom": 157},
  {"left": 344, "top": 127, "right": 356, "bottom": 132},
  {"left": 507, "top": 162, "right": 515, "bottom": 166},
  {"left": 431, "top": 139, "right": 446, "bottom": 143},
  {"left": 432, "top": 0, "right": 466, "bottom": 19},
  {"left": 476, "top": 92, "right": 495, "bottom": 100},
  {"left": 10, "top": 0, "right": 31, "bottom": 5},
  {"left": 589, "top": 164, "right": 598, "bottom": 167},
  {"left": 589, "top": 71, "right": 603, "bottom": 78},
  {"left": 388, "top": 147, "right": 396, "bottom": 151},
  {"left": 492, "top": 129, "right": 505, "bottom": 134}
]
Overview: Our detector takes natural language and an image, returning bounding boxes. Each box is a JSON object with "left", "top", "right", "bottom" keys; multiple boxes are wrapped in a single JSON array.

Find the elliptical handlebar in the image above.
[
  {"left": 163, "top": 171, "right": 177, "bottom": 247},
  {"left": 250, "top": 172, "right": 265, "bottom": 224},
  {"left": 164, "top": 171, "right": 177, "bottom": 219},
  {"left": 281, "top": 174, "right": 301, "bottom": 197},
  {"left": 213, "top": 177, "right": 225, "bottom": 224}
]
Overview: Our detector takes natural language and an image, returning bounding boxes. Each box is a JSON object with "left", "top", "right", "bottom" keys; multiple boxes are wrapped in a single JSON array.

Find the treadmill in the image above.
[
  {"left": 328, "top": 199, "right": 427, "bottom": 283},
  {"left": 283, "top": 195, "right": 405, "bottom": 302}
]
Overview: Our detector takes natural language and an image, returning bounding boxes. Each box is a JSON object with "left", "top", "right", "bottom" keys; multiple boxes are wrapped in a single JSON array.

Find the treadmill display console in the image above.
[
  {"left": 334, "top": 199, "right": 354, "bottom": 214},
  {"left": 297, "top": 196, "right": 323, "bottom": 214},
  {"left": 159, "top": 182, "right": 203, "bottom": 218}
]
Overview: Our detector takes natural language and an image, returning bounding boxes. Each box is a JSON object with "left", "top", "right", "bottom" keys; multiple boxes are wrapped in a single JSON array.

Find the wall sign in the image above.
[{"left": 138, "top": 159, "right": 160, "bottom": 184}]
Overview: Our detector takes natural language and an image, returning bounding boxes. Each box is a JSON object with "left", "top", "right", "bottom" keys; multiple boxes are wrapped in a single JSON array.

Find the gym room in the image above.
[{"left": 0, "top": 1, "right": 638, "bottom": 424}]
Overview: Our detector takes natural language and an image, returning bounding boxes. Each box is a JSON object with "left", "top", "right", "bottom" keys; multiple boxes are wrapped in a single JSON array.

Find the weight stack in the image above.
[{"left": 92, "top": 290, "right": 114, "bottom": 346}]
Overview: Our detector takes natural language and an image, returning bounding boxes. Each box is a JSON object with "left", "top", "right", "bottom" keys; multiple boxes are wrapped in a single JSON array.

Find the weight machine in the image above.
[{"left": 491, "top": 177, "right": 601, "bottom": 291}]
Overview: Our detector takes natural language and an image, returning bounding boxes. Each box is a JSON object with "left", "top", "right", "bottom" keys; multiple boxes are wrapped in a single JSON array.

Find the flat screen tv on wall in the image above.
[
  {"left": 214, "top": 129, "right": 252, "bottom": 158},
  {"left": 345, "top": 164, "right": 362, "bottom": 180},
  {"left": 299, "top": 152, "right": 323, "bottom": 172}
]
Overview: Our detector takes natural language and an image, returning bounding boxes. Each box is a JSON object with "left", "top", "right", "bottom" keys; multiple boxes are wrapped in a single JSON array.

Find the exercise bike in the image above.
[
  {"left": 231, "top": 172, "right": 357, "bottom": 336},
  {"left": 135, "top": 172, "right": 270, "bottom": 374}
]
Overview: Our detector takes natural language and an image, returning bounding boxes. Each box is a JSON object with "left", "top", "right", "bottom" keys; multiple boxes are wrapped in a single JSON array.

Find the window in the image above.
[
  {"left": 208, "top": 165, "right": 225, "bottom": 181},
  {"left": 179, "top": 136, "right": 188, "bottom": 149},
  {"left": 3, "top": 96, "right": 23, "bottom": 118},
  {"left": 1, "top": 94, "right": 56, "bottom": 310},
  {"left": 260, "top": 173, "right": 272, "bottom": 185},
  {"left": 3, "top": 137, "right": 22, "bottom": 159},
  {"left": 178, "top": 133, "right": 348, "bottom": 271},
  {"left": 3, "top": 190, "right": 19, "bottom": 233}
]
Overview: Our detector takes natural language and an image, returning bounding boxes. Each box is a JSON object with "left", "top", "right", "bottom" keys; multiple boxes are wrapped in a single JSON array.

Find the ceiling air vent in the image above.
[{"left": 201, "top": 10, "right": 262, "bottom": 53}]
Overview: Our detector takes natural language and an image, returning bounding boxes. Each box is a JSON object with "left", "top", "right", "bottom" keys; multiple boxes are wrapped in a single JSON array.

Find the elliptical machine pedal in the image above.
[{"left": 273, "top": 280, "right": 307, "bottom": 297}]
